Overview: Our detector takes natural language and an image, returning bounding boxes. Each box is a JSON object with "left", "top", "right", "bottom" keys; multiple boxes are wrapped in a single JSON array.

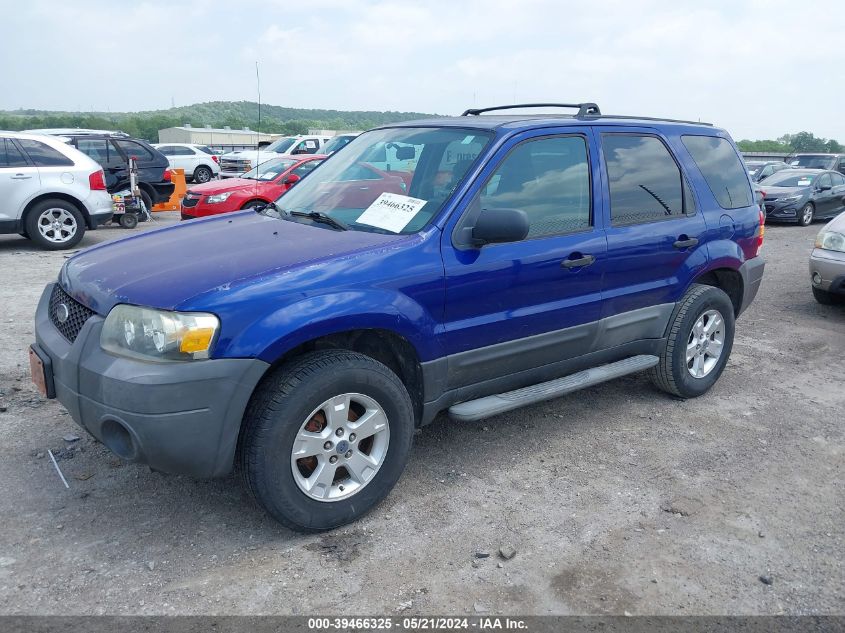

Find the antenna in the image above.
[{"left": 255, "top": 61, "right": 261, "bottom": 198}]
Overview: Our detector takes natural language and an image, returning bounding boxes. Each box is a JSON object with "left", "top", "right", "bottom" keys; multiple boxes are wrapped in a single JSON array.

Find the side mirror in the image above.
[
  {"left": 395, "top": 146, "right": 416, "bottom": 160},
  {"left": 819, "top": 184, "right": 832, "bottom": 191},
  {"left": 471, "top": 208, "right": 529, "bottom": 246},
  {"left": 283, "top": 174, "right": 301, "bottom": 186}
]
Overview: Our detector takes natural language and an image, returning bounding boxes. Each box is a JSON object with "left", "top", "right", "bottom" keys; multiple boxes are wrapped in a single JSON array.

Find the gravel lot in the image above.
[{"left": 0, "top": 213, "right": 842, "bottom": 615}]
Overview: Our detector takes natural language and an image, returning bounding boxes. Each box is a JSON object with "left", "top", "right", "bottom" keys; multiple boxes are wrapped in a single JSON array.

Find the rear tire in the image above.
[
  {"left": 25, "top": 199, "right": 85, "bottom": 250},
  {"left": 193, "top": 166, "right": 213, "bottom": 183},
  {"left": 650, "top": 284, "right": 735, "bottom": 398},
  {"left": 237, "top": 350, "right": 414, "bottom": 532}
]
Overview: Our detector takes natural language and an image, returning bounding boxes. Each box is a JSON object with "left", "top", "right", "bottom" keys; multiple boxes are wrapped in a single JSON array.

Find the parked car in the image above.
[
  {"left": 0, "top": 131, "right": 113, "bottom": 249},
  {"left": 219, "top": 135, "right": 331, "bottom": 178},
  {"left": 809, "top": 211, "right": 845, "bottom": 304},
  {"left": 745, "top": 160, "right": 792, "bottom": 182},
  {"left": 788, "top": 153, "right": 845, "bottom": 175},
  {"left": 759, "top": 169, "right": 845, "bottom": 225},
  {"left": 26, "top": 129, "right": 175, "bottom": 212},
  {"left": 30, "top": 102, "right": 765, "bottom": 531},
  {"left": 153, "top": 143, "right": 220, "bottom": 183},
  {"left": 181, "top": 155, "right": 325, "bottom": 219},
  {"left": 321, "top": 133, "right": 360, "bottom": 155}
]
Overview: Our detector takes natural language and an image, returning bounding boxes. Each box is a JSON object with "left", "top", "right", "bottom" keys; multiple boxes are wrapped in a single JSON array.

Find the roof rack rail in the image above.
[{"left": 461, "top": 102, "right": 601, "bottom": 117}]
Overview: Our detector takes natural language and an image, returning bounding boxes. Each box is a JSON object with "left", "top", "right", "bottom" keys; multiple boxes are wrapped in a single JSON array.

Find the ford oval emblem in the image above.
[{"left": 55, "top": 303, "right": 70, "bottom": 324}]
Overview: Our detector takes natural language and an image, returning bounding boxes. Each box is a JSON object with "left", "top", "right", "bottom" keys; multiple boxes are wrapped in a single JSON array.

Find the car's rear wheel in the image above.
[
  {"left": 25, "top": 199, "right": 85, "bottom": 250},
  {"left": 193, "top": 166, "right": 213, "bottom": 183},
  {"left": 237, "top": 350, "right": 414, "bottom": 531},
  {"left": 799, "top": 203, "right": 814, "bottom": 226},
  {"left": 650, "top": 284, "right": 735, "bottom": 398}
]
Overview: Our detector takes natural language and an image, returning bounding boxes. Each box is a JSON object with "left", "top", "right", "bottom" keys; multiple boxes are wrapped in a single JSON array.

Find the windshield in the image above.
[
  {"left": 789, "top": 155, "right": 835, "bottom": 169},
  {"left": 263, "top": 137, "right": 296, "bottom": 153},
  {"left": 761, "top": 171, "right": 817, "bottom": 187},
  {"left": 242, "top": 158, "right": 297, "bottom": 180},
  {"left": 745, "top": 162, "right": 764, "bottom": 175},
  {"left": 322, "top": 135, "right": 356, "bottom": 154},
  {"left": 271, "top": 127, "right": 492, "bottom": 234}
]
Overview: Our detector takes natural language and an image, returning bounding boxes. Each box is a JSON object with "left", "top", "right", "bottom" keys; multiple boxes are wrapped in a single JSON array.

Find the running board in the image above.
[{"left": 447, "top": 355, "right": 659, "bottom": 422}]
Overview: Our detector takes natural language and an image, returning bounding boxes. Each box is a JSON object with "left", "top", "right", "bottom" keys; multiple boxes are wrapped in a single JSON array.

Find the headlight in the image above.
[
  {"left": 207, "top": 191, "right": 233, "bottom": 204},
  {"left": 775, "top": 195, "right": 801, "bottom": 203},
  {"left": 101, "top": 305, "right": 219, "bottom": 361},
  {"left": 815, "top": 231, "right": 845, "bottom": 253}
]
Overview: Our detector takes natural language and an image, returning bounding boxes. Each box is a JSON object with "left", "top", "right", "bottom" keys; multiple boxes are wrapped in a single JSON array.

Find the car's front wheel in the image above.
[
  {"left": 237, "top": 350, "right": 414, "bottom": 531},
  {"left": 650, "top": 284, "right": 736, "bottom": 398},
  {"left": 799, "top": 203, "right": 814, "bottom": 227},
  {"left": 25, "top": 199, "right": 85, "bottom": 250}
]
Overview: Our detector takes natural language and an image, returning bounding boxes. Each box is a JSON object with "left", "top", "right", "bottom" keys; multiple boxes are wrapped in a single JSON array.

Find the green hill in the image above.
[{"left": 0, "top": 101, "right": 441, "bottom": 142}]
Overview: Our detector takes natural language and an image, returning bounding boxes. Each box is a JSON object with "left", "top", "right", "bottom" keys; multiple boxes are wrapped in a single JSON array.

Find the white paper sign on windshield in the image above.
[{"left": 356, "top": 192, "right": 427, "bottom": 233}]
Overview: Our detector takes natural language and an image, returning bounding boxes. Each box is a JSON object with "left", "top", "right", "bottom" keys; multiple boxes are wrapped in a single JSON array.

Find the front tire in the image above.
[
  {"left": 237, "top": 350, "right": 414, "bottom": 532},
  {"left": 25, "top": 199, "right": 85, "bottom": 250},
  {"left": 650, "top": 284, "right": 735, "bottom": 398},
  {"left": 798, "top": 203, "right": 814, "bottom": 227}
]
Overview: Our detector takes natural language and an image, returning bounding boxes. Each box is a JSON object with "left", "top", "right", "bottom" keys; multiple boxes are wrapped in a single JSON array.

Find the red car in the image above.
[{"left": 180, "top": 155, "right": 326, "bottom": 219}]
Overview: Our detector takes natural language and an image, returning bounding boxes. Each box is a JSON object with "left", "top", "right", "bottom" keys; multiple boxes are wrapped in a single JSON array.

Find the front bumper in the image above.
[
  {"left": 809, "top": 248, "right": 845, "bottom": 294},
  {"left": 738, "top": 256, "right": 766, "bottom": 316},
  {"left": 764, "top": 200, "right": 802, "bottom": 222},
  {"left": 33, "top": 283, "right": 269, "bottom": 477}
]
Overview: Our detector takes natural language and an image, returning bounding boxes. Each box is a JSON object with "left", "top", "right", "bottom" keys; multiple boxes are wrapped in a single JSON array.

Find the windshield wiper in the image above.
[{"left": 288, "top": 210, "right": 349, "bottom": 231}]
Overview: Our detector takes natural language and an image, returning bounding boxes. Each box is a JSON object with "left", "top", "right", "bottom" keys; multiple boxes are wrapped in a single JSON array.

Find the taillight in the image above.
[
  {"left": 755, "top": 208, "right": 765, "bottom": 256},
  {"left": 212, "top": 155, "right": 219, "bottom": 163},
  {"left": 163, "top": 169, "right": 172, "bottom": 181},
  {"left": 89, "top": 170, "right": 107, "bottom": 191}
]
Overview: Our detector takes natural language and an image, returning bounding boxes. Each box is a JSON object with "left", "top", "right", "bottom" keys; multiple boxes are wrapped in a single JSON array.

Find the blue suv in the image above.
[{"left": 30, "top": 103, "right": 765, "bottom": 531}]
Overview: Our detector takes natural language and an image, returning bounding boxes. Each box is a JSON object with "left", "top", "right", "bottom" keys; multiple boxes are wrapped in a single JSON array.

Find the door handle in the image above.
[
  {"left": 673, "top": 236, "right": 699, "bottom": 249},
  {"left": 11, "top": 174, "right": 32, "bottom": 180},
  {"left": 561, "top": 254, "right": 596, "bottom": 269}
]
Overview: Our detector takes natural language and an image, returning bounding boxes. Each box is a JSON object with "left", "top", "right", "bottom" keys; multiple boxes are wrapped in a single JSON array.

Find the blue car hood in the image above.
[{"left": 60, "top": 212, "right": 404, "bottom": 315}]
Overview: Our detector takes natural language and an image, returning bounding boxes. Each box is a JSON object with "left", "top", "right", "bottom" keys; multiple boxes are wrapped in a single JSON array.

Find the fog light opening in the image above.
[
  {"left": 101, "top": 418, "right": 137, "bottom": 460},
  {"left": 812, "top": 272, "right": 822, "bottom": 286}
]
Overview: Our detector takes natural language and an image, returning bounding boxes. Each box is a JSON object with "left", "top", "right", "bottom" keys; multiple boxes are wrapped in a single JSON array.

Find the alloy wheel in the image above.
[
  {"left": 686, "top": 309, "right": 725, "bottom": 378},
  {"left": 37, "top": 207, "right": 78, "bottom": 244}
]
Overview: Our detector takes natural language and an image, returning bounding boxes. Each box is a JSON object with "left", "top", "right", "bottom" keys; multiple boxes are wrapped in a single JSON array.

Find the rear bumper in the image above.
[
  {"left": 809, "top": 248, "right": 845, "bottom": 294},
  {"left": 738, "top": 256, "right": 765, "bottom": 315},
  {"left": 33, "top": 283, "right": 269, "bottom": 477}
]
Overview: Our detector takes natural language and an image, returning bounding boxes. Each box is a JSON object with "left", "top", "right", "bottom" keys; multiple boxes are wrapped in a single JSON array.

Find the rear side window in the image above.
[
  {"left": 114, "top": 139, "right": 155, "bottom": 162},
  {"left": 17, "top": 139, "right": 74, "bottom": 167},
  {"left": 77, "top": 139, "right": 112, "bottom": 164},
  {"left": 480, "top": 135, "right": 591, "bottom": 238},
  {"left": 171, "top": 146, "right": 195, "bottom": 156},
  {"left": 831, "top": 172, "right": 845, "bottom": 186},
  {"left": 682, "top": 135, "right": 753, "bottom": 209},
  {"left": 0, "top": 138, "right": 30, "bottom": 167},
  {"left": 602, "top": 134, "right": 686, "bottom": 225}
]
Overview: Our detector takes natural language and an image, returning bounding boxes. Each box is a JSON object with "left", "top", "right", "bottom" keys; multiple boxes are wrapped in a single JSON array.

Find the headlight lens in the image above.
[
  {"left": 775, "top": 195, "right": 801, "bottom": 203},
  {"left": 101, "top": 305, "right": 219, "bottom": 361},
  {"left": 815, "top": 231, "right": 845, "bottom": 253},
  {"left": 207, "top": 191, "right": 233, "bottom": 204}
]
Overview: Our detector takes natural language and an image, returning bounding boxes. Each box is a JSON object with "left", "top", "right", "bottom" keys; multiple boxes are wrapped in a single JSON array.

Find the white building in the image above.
[{"left": 157, "top": 125, "right": 281, "bottom": 151}]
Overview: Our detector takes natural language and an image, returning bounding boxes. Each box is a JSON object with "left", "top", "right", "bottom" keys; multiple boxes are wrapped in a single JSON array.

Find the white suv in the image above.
[
  {"left": 0, "top": 132, "right": 113, "bottom": 250},
  {"left": 153, "top": 143, "right": 221, "bottom": 183}
]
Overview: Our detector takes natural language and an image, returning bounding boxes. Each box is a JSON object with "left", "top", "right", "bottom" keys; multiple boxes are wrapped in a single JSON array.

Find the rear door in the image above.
[
  {"left": 0, "top": 137, "right": 40, "bottom": 225},
  {"left": 598, "top": 129, "right": 708, "bottom": 326},
  {"left": 441, "top": 128, "right": 607, "bottom": 389}
]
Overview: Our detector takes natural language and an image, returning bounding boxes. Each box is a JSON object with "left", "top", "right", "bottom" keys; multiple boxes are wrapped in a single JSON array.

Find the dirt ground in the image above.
[{"left": 0, "top": 213, "right": 842, "bottom": 616}]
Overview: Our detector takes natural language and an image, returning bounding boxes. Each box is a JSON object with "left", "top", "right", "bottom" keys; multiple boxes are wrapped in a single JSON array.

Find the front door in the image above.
[
  {"left": 441, "top": 129, "right": 606, "bottom": 389},
  {"left": 0, "top": 137, "right": 41, "bottom": 226}
]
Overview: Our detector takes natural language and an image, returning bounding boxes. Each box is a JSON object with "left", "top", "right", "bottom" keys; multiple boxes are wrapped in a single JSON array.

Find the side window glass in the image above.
[
  {"left": 479, "top": 135, "right": 591, "bottom": 238},
  {"left": 1, "top": 138, "right": 30, "bottom": 168},
  {"left": 174, "top": 146, "right": 195, "bottom": 156},
  {"left": 77, "top": 139, "right": 111, "bottom": 164},
  {"left": 115, "top": 140, "right": 154, "bottom": 162},
  {"left": 817, "top": 173, "right": 832, "bottom": 189},
  {"left": 291, "top": 160, "right": 322, "bottom": 178},
  {"left": 681, "top": 135, "right": 754, "bottom": 209},
  {"left": 760, "top": 165, "right": 774, "bottom": 178},
  {"left": 157, "top": 146, "right": 174, "bottom": 155},
  {"left": 830, "top": 173, "right": 845, "bottom": 186},
  {"left": 602, "top": 134, "right": 685, "bottom": 225},
  {"left": 17, "top": 139, "right": 74, "bottom": 167}
]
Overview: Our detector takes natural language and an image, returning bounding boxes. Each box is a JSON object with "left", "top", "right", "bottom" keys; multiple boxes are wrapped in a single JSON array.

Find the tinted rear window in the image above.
[
  {"left": 115, "top": 139, "right": 155, "bottom": 162},
  {"left": 17, "top": 139, "right": 74, "bottom": 167},
  {"left": 682, "top": 135, "right": 753, "bottom": 209}
]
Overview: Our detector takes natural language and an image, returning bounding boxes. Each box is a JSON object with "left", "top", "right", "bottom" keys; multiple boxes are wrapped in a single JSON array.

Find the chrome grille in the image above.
[{"left": 48, "top": 285, "right": 95, "bottom": 343}]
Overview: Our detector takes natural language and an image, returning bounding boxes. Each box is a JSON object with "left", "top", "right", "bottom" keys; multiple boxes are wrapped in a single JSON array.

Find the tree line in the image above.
[{"left": 736, "top": 132, "right": 842, "bottom": 154}]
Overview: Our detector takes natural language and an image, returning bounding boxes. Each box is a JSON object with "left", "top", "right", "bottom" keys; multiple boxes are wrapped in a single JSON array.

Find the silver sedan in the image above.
[{"left": 810, "top": 211, "right": 845, "bottom": 304}]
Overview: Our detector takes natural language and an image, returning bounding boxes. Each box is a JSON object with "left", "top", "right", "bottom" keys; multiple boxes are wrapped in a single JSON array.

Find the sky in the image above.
[{"left": 2, "top": 0, "right": 843, "bottom": 141}]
